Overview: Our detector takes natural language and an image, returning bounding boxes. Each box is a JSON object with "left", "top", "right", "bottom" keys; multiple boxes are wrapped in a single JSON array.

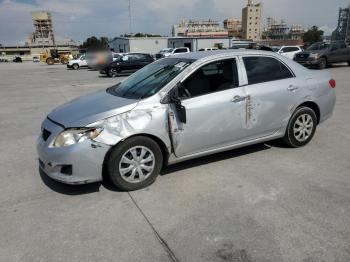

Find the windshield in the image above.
[
  {"left": 160, "top": 48, "right": 173, "bottom": 54},
  {"left": 307, "top": 42, "right": 330, "bottom": 51},
  {"left": 107, "top": 58, "right": 193, "bottom": 99}
]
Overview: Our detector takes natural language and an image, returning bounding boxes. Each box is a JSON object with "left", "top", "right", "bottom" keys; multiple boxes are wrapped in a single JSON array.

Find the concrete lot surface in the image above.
[{"left": 0, "top": 62, "right": 349, "bottom": 262}]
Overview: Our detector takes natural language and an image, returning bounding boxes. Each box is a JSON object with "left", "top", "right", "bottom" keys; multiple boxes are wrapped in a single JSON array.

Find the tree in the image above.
[
  {"left": 303, "top": 26, "right": 324, "bottom": 46},
  {"left": 80, "top": 36, "right": 109, "bottom": 50}
]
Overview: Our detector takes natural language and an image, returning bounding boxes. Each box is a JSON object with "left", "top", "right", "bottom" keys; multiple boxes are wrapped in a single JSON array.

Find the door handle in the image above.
[
  {"left": 231, "top": 95, "right": 246, "bottom": 103},
  {"left": 287, "top": 85, "right": 299, "bottom": 92}
]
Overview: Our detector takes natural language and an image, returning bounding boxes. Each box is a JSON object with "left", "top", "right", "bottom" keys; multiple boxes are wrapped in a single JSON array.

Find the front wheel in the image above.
[
  {"left": 318, "top": 58, "right": 327, "bottom": 70},
  {"left": 107, "top": 136, "right": 163, "bottom": 191},
  {"left": 72, "top": 63, "right": 79, "bottom": 70},
  {"left": 107, "top": 68, "right": 118, "bottom": 77},
  {"left": 282, "top": 107, "right": 317, "bottom": 148}
]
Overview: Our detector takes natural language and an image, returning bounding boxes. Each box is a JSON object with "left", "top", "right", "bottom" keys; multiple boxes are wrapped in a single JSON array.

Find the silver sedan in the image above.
[{"left": 37, "top": 50, "right": 336, "bottom": 190}]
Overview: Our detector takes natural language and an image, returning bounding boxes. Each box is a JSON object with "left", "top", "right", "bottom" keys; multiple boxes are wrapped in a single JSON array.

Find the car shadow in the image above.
[
  {"left": 39, "top": 141, "right": 285, "bottom": 194},
  {"left": 328, "top": 63, "right": 348, "bottom": 68},
  {"left": 161, "top": 143, "right": 271, "bottom": 176},
  {"left": 39, "top": 168, "right": 101, "bottom": 195}
]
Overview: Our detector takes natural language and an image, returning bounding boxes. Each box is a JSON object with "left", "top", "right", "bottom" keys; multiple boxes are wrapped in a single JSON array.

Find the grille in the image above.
[
  {"left": 42, "top": 129, "right": 51, "bottom": 141},
  {"left": 296, "top": 53, "right": 310, "bottom": 59}
]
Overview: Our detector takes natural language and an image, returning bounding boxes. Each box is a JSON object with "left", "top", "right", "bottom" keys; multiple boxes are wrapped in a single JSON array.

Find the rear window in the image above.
[
  {"left": 243, "top": 56, "right": 294, "bottom": 85},
  {"left": 282, "top": 47, "right": 299, "bottom": 52},
  {"left": 174, "top": 48, "right": 188, "bottom": 53}
]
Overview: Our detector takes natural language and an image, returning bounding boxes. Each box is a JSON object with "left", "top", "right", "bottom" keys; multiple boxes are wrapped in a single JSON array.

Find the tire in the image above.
[
  {"left": 348, "top": 61, "right": 350, "bottom": 66},
  {"left": 107, "top": 68, "right": 118, "bottom": 77},
  {"left": 46, "top": 58, "right": 54, "bottom": 65},
  {"left": 107, "top": 136, "right": 163, "bottom": 191},
  {"left": 60, "top": 58, "right": 68, "bottom": 64},
  {"left": 72, "top": 63, "right": 79, "bottom": 70},
  {"left": 318, "top": 58, "right": 327, "bottom": 70},
  {"left": 282, "top": 107, "right": 317, "bottom": 148}
]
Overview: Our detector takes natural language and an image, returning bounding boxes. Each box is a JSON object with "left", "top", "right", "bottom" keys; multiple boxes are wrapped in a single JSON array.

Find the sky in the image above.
[{"left": 0, "top": 0, "right": 349, "bottom": 45}]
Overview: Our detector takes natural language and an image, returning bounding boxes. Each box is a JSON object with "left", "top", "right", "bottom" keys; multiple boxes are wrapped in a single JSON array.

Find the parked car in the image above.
[
  {"left": 231, "top": 41, "right": 255, "bottom": 49},
  {"left": 37, "top": 50, "right": 336, "bottom": 191},
  {"left": 0, "top": 57, "right": 9, "bottom": 62},
  {"left": 155, "top": 47, "right": 190, "bottom": 59},
  {"left": 100, "top": 53, "right": 154, "bottom": 77},
  {"left": 13, "top": 56, "right": 22, "bottom": 63},
  {"left": 33, "top": 56, "right": 40, "bottom": 63},
  {"left": 294, "top": 41, "right": 350, "bottom": 69},
  {"left": 275, "top": 46, "right": 303, "bottom": 59},
  {"left": 256, "top": 45, "right": 274, "bottom": 52},
  {"left": 67, "top": 54, "right": 88, "bottom": 70},
  {"left": 198, "top": 48, "right": 219, "bottom": 51}
]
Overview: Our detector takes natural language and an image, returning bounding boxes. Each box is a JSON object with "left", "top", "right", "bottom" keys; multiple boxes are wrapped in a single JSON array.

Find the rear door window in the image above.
[{"left": 243, "top": 56, "right": 294, "bottom": 85}]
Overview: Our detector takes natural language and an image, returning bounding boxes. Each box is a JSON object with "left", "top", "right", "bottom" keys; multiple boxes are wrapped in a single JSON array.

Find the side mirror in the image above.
[{"left": 163, "top": 83, "right": 187, "bottom": 123}]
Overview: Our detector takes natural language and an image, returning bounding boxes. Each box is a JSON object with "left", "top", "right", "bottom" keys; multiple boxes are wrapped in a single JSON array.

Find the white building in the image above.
[
  {"left": 109, "top": 37, "right": 233, "bottom": 54},
  {"left": 172, "top": 19, "right": 228, "bottom": 37},
  {"left": 109, "top": 37, "right": 168, "bottom": 53}
]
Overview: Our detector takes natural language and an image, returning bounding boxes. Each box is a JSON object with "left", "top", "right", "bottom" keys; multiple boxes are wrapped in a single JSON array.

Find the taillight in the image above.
[{"left": 329, "top": 79, "right": 336, "bottom": 88}]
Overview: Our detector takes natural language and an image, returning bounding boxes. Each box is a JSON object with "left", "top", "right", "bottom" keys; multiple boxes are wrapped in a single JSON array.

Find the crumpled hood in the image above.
[{"left": 48, "top": 89, "right": 138, "bottom": 127}]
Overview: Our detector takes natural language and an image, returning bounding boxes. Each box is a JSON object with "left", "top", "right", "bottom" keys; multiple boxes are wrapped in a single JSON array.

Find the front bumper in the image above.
[
  {"left": 37, "top": 118, "right": 111, "bottom": 185},
  {"left": 294, "top": 58, "right": 319, "bottom": 66},
  {"left": 67, "top": 64, "right": 73, "bottom": 69}
]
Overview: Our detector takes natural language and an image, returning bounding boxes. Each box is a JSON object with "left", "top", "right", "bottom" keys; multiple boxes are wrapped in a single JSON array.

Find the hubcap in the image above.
[
  {"left": 293, "top": 114, "right": 314, "bottom": 142},
  {"left": 119, "top": 146, "right": 155, "bottom": 184},
  {"left": 110, "top": 69, "right": 117, "bottom": 76}
]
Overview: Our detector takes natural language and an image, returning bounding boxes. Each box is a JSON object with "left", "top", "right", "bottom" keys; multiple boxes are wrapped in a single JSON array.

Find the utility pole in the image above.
[{"left": 128, "top": 0, "right": 133, "bottom": 35}]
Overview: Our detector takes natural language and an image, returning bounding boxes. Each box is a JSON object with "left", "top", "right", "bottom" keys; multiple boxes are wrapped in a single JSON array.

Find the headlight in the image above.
[
  {"left": 52, "top": 128, "right": 103, "bottom": 148},
  {"left": 309, "top": 53, "right": 320, "bottom": 59}
]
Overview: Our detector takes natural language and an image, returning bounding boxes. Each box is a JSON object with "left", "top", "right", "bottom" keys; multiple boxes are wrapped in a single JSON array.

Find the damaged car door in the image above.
[
  {"left": 167, "top": 58, "right": 248, "bottom": 157},
  {"left": 241, "top": 55, "right": 303, "bottom": 139}
]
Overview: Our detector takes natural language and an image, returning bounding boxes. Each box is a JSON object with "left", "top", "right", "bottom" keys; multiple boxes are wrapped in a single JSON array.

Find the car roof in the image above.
[{"left": 173, "top": 49, "right": 275, "bottom": 61}]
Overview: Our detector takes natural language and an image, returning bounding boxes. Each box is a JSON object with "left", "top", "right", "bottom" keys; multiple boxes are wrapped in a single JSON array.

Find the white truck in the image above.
[{"left": 67, "top": 54, "right": 88, "bottom": 70}]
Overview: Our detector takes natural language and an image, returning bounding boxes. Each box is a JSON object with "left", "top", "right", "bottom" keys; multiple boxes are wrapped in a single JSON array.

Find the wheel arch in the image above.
[
  {"left": 102, "top": 133, "right": 170, "bottom": 173},
  {"left": 296, "top": 101, "right": 321, "bottom": 124}
]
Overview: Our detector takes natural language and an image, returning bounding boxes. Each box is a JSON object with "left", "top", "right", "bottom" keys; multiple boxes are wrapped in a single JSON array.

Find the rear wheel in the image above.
[
  {"left": 107, "top": 136, "right": 163, "bottom": 191},
  {"left": 72, "top": 63, "right": 79, "bottom": 70},
  {"left": 107, "top": 68, "right": 118, "bottom": 77},
  {"left": 46, "top": 57, "right": 54, "bottom": 65},
  {"left": 318, "top": 58, "right": 327, "bottom": 69},
  {"left": 283, "top": 107, "right": 317, "bottom": 148}
]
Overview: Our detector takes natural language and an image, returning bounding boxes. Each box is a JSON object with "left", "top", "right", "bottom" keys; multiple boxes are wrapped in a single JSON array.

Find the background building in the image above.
[
  {"left": 289, "top": 24, "right": 305, "bottom": 40},
  {"left": 264, "top": 18, "right": 289, "bottom": 40},
  {"left": 109, "top": 37, "right": 168, "bottom": 53},
  {"left": 261, "top": 18, "right": 305, "bottom": 46},
  {"left": 332, "top": 5, "right": 350, "bottom": 43},
  {"left": 223, "top": 19, "right": 242, "bottom": 38},
  {"left": 27, "top": 12, "right": 55, "bottom": 46},
  {"left": 0, "top": 11, "right": 79, "bottom": 61},
  {"left": 241, "top": 0, "right": 262, "bottom": 41},
  {"left": 172, "top": 19, "right": 228, "bottom": 37},
  {"left": 168, "top": 37, "right": 232, "bottom": 51}
]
